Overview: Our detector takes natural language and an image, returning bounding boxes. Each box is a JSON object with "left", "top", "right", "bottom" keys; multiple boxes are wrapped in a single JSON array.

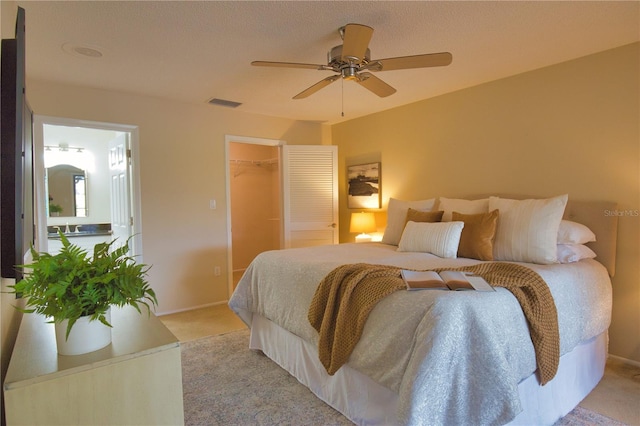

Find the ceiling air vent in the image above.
[{"left": 208, "top": 98, "right": 242, "bottom": 108}]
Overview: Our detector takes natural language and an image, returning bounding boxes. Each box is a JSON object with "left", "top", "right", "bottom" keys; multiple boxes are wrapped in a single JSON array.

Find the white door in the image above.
[
  {"left": 108, "top": 133, "right": 132, "bottom": 252},
  {"left": 282, "top": 145, "right": 338, "bottom": 248}
]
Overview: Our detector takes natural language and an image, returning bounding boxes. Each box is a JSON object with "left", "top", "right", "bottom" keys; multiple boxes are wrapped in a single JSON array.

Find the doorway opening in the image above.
[
  {"left": 33, "top": 116, "right": 142, "bottom": 259},
  {"left": 225, "top": 135, "right": 284, "bottom": 297}
]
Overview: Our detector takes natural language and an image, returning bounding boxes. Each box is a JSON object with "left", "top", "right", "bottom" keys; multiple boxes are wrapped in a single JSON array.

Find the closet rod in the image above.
[{"left": 229, "top": 158, "right": 278, "bottom": 166}]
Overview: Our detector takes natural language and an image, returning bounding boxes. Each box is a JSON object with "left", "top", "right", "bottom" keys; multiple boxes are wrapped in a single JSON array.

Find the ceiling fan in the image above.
[{"left": 252, "top": 23, "right": 452, "bottom": 100}]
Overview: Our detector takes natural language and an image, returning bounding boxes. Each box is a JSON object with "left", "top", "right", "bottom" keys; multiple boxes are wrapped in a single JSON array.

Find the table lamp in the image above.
[{"left": 350, "top": 212, "right": 376, "bottom": 243}]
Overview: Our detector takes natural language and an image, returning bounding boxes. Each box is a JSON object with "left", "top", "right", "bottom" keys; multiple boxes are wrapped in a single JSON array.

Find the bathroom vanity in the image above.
[{"left": 46, "top": 223, "right": 113, "bottom": 254}]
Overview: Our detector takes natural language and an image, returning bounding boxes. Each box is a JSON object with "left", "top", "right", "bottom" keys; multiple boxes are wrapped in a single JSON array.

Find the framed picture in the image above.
[{"left": 347, "top": 162, "right": 381, "bottom": 209}]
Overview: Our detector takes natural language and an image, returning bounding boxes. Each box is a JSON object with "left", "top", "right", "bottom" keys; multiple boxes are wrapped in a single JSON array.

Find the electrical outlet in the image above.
[
  {"left": 209, "top": 199, "right": 216, "bottom": 210},
  {"left": 214, "top": 266, "right": 221, "bottom": 276}
]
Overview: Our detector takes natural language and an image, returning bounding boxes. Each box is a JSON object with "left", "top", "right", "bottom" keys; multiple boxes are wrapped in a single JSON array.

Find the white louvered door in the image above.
[{"left": 282, "top": 145, "right": 338, "bottom": 248}]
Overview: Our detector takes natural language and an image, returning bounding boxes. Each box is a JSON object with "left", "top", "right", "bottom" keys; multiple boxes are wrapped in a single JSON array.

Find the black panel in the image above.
[{"left": 1, "top": 7, "right": 31, "bottom": 280}]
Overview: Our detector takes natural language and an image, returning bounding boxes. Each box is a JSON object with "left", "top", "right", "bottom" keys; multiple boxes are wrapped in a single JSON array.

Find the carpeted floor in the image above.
[{"left": 180, "top": 330, "right": 626, "bottom": 426}]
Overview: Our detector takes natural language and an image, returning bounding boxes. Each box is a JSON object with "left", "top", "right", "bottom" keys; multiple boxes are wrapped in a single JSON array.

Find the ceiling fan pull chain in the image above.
[{"left": 341, "top": 78, "right": 345, "bottom": 117}]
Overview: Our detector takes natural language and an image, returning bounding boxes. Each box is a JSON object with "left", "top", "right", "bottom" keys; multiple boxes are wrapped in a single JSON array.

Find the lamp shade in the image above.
[{"left": 350, "top": 212, "right": 376, "bottom": 234}]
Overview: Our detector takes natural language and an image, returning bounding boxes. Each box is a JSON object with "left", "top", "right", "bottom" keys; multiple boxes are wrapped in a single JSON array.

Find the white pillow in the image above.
[
  {"left": 397, "top": 221, "right": 464, "bottom": 258},
  {"left": 557, "top": 244, "right": 597, "bottom": 263},
  {"left": 557, "top": 220, "right": 596, "bottom": 244},
  {"left": 489, "top": 194, "right": 568, "bottom": 264},
  {"left": 438, "top": 197, "right": 489, "bottom": 222},
  {"left": 382, "top": 198, "right": 436, "bottom": 245}
]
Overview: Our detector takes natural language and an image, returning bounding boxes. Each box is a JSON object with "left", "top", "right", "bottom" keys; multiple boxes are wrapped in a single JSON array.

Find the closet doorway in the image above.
[{"left": 225, "top": 136, "right": 283, "bottom": 294}]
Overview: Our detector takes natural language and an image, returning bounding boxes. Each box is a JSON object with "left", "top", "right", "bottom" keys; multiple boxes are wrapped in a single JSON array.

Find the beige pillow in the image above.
[
  {"left": 438, "top": 197, "right": 489, "bottom": 221},
  {"left": 397, "top": 221, "right": 465, "bottom": 258},
  {"left": 382, "top": 198, "right": 436, "bottom": 245},
  {"left": 452, "top": 210, "right": 499, "bottom": 261},
  {"left": 489, "top": 194, "right": 568, "bottom": 264}
]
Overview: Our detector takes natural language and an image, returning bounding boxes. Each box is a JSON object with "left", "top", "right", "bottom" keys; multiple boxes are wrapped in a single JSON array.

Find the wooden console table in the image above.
[{"left": 4, "top": 306, "right": 184, "bottom": 425}]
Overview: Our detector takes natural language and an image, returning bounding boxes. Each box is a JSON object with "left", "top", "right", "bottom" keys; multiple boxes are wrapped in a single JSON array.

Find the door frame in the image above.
[
  {"left": 224, "top": 135, "right": 285, "bottom": 298},
  {"left": 33, "top": 115, "right": 143, "bottom": 259}
]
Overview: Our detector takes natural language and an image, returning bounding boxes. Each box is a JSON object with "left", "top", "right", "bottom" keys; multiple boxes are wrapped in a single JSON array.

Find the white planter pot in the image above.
[{"left": 54, "top": 308, "right": 112, "bottom": 355}]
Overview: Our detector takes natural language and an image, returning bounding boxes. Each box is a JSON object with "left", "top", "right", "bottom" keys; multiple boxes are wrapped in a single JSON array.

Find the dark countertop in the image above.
[
  {"left": 47, "top": 223, "right": 112, "bottom": 239},
  {"left": 48, "top": 230, "right": 113, "bottom": 239}
]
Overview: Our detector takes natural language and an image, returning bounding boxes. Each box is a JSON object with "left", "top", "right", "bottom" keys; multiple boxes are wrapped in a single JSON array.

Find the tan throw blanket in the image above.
[{"left": 308, "top": 262, "right": 560, "bottom": 385}]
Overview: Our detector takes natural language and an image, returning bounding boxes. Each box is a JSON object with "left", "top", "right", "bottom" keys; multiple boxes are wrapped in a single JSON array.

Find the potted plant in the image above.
[
  {"left": 49, "top": 203, "right": 63, "bottom": 217},
  {"left": 11, "top": 231, "right": 157, "bottom": 355}
]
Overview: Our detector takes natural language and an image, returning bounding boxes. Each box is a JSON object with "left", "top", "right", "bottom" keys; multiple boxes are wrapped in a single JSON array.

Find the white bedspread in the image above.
[{"left": 228, "top": 242, "right": 612, "bottom": 425}]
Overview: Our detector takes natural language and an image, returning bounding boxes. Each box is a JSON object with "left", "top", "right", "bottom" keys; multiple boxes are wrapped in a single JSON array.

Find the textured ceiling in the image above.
[{"left": 15, "top": 1, "right": 640, "bottom": 124}]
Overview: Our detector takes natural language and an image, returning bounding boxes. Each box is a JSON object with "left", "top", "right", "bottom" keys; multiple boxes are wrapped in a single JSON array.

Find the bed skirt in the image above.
[{"left": 249, "top": 314, "right": 607, "bottom": 426}]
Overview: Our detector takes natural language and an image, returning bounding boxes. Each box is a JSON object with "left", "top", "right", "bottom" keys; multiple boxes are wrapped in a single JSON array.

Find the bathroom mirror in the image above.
[{"left": 46, "top": 164, "right": 87, "bottom": 217}]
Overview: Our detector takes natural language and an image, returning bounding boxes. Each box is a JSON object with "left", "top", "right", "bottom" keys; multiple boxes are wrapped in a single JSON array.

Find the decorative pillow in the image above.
[
  {"left": 437, "top": 197, "right": 490, "bottom": 222},
  {"left": 397, "top": 221, "right": 464, "bottom": 258},
  {"left": 557, "top": 244, "right": 597, "bottom": 263},
  {"left": 382, "top": 198, "right": 436, "bottom": 246},
  {"left": 405, "top": 209, "right": 444, "bottom": 227},
  {"left": 452, "top": 210, "right": 499, "bottom": 261},
  {"left": 489, "top": 194, "right": 568, "bottom": 264},
  {"left": 557, "top": 220, "right": 596, "bottom": 244}
]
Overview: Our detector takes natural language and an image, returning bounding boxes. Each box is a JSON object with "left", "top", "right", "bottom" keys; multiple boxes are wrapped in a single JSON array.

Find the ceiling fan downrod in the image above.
[{"left": 341, "top": 65, "right": 358, "bottom": 80}]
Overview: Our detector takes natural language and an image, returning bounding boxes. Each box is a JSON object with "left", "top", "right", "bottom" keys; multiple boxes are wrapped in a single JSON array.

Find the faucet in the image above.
[
  {"left": 65, "top": 223, "right": 70, "bottom": 233},
  {"left": 75, "top": 225, "right": 82, "bottom": 233}
]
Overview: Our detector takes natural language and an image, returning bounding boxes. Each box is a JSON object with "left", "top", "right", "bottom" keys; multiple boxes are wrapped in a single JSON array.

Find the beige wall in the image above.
[
  {"left": 26, "top": 80, "right": 327, "bottom": 315},
  {"left": 333, "top": 43, "right": 640, "bottom": 363}
]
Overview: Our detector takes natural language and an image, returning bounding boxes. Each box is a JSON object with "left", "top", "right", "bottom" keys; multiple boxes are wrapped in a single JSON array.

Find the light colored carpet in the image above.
[{"left": 180, "top": 330, "right": 626, "bottom": 426}]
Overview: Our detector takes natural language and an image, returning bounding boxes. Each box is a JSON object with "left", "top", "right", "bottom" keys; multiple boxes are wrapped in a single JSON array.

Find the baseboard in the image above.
[
  {"left": 156, "top": 300, "right": 228, "bottom": 316},
  {"left": 608, "top": 353, "right": 640, "bottom": 368}
]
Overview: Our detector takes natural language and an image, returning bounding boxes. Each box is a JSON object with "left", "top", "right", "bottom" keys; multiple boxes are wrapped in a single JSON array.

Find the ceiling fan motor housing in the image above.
[{"left": 328, "top": 45, "right": 371, "bottom": 67}]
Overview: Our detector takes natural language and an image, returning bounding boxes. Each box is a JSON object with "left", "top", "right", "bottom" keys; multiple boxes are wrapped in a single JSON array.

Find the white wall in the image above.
[{"left": 26, "top": 80, "right": 329, "bottom": 314}]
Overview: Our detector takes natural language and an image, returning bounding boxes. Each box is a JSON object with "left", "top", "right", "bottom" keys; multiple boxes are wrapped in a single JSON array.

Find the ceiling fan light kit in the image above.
[{"left": 252, "top": 23, "right": 452, "bottom": 100}]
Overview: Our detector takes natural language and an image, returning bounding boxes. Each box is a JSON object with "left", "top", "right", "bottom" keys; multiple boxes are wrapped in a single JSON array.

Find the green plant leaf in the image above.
[{"left": 11, "top": 230, "right": 156, "bottom": 339}]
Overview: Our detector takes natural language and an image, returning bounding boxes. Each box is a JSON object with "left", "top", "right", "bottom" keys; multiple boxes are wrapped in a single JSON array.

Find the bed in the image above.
[{"left": 229, "top": 194, "right": 618, "bottom": 425}]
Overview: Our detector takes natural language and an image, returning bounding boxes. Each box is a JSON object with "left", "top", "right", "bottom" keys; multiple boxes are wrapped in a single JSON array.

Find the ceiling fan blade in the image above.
[
  {"left": 341, "top": 23, "right": 373, "bottom": 62},
  {"left": 355, "top": 72, "right": 396, "bottom": 97},
  {"left": 371, "top": 52, "right": 453, "bottom": 71},
  {"left": 293, "top": 75, "right": 341, "bottom": 99},
  {"left": 252, "top": 60, "right": 326, "bottom": 70}
]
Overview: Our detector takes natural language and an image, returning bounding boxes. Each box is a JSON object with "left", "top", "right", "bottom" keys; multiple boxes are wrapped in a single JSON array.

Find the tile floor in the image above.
[{"left": 159, "top": 304, "right": 246, "bottom": 342}]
